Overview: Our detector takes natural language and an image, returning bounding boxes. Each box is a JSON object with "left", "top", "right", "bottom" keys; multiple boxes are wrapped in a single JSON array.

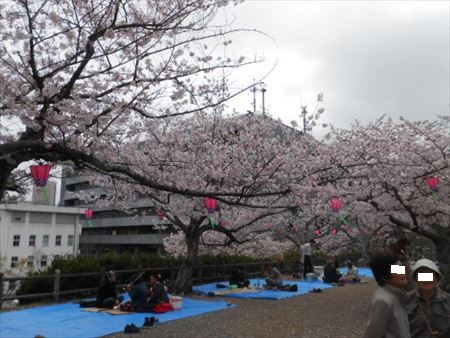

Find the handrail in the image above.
[{"left": 0, "top": 260, "right": 297, "bottom": 309}]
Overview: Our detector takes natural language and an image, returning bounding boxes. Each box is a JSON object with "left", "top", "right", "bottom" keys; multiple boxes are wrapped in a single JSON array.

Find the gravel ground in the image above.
[{"left": 108, "top": 279, "right": 377, "bottom": 338}]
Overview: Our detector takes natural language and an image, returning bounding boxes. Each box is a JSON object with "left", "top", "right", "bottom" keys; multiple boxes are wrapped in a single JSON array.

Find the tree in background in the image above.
[
  {"left": 0, "top": 0, "right": 261, "bottom": 200},
  {"left": 328, "top": 116, "right": 450, "bottom": 290},
  {"left": 78, "top": 112, "right": 338, "bottom": 292}
]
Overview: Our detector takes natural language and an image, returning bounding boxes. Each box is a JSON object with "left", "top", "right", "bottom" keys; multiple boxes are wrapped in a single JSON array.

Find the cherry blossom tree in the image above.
[
  {"left": 75, "top": 112, "right": 339, "bottom": 292},
  {"left": 0, "top": 0, "right": 265, "bottom": 200},
  {"left": 328, "top": 116, "right": 450, "bottom": 290}
]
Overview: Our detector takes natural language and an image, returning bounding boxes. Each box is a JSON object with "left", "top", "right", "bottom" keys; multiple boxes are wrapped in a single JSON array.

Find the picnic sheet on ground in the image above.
[
  {"left": 0, "top": 296, "right": 234, "bottom": 338},
  {"left": 339, "top": 267, "right": 374, "bottom": 278},
  {"left": 193, "top": 278, "right": 335, "bottom": 300}
]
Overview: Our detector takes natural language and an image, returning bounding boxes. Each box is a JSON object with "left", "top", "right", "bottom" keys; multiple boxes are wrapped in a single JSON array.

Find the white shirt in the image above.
[{"left": 301, "top": 243, "right": 312, "bottom": 262}]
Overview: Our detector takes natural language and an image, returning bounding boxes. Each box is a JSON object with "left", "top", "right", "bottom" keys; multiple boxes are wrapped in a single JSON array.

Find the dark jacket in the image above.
[
  {"left": 407, "top": 287, "right": 450, "bottom": 338},
  {"left": 323, "top": 262, "right": 339, "bottom": 284},
  {"left": 129, "top": 281, "right": 148, "bottom": 306},
  {"left": 230, "top": 270, "right": 245, "bottom": 286},
  {"left": 96, "top": 281, "right": 116, "bottom": 303},
  {"left": 148, "top": 282, "right": 169, "bottom": 308},
  {"left": 365, "top": 284, "right": 410, "bottom": 338}
]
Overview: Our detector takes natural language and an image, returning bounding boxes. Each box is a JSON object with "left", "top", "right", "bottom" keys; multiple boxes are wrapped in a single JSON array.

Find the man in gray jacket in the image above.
[{"left": 365, "top": 253, "right": 411, "bottom": 338}]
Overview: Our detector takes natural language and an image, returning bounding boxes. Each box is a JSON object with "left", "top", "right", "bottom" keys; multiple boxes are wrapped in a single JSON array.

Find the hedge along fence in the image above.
[{"left": 0, "top": 260, "right": 299, "bottom": 309}]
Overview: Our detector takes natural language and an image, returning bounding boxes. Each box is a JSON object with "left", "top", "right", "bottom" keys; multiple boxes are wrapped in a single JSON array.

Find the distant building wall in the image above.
[{"left": 0, "top": 204, "right": 83, "bottom": 275}]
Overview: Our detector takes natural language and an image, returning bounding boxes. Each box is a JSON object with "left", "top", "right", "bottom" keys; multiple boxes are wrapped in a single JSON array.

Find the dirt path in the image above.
[{"left": 108, "top": 280, "right": 377, "bottom": 338}]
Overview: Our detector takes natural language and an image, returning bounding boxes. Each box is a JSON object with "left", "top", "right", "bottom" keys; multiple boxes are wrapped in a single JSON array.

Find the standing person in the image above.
[
  {"left": 365, "top": 253, "right": 410, "bottom": 338},
  {"left": 407, "top": 259, "right": 450, "bottom": 338},
  {"left": 390, "top": 237, "right": 415, "bottom": 291},
  {"left": 301, "top": 239, "right": 316, "bottom": 279}
]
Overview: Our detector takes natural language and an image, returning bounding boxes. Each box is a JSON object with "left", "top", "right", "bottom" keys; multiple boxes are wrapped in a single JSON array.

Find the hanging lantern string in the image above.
[{"left": 43, "top": 186, "right": 51, "bottom": 205}]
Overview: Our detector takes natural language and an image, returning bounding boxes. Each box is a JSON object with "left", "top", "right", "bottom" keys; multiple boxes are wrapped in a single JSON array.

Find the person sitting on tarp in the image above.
[
  {"left": 323, "top": 256, "right": 342, "bottom": 284},
  {"left": 79, "top": 270, "right": 124, "bottom": 308},
  {"left": 229, "top": 266, "right": 250, "bottom": 288},
  {"left": 146, "top": 273, "right": 173, "bottom": 313},
  {"left": 117, "top": 271, "right": 150, "bottom": 312},
  {"left": 264, "top": 264, "right": 283, "bottom": 289},
  {"left": 340, "top": 261, "right": 360, "bottom": 283},
  {"left": 96, "top": 271, "right": 124, "bottom": 308}
]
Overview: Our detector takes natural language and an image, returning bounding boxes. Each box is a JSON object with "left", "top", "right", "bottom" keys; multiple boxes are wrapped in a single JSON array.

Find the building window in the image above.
[
  {"left": 29, "top": 235, "right": 36, "bottom": 246},
  {"left": 27, "top": 256, "right": 34, "bottom": 267},
  {"left": 54, "top": 255, "right": 61, "bottom": 261},
  {"left": 40, "top": 255, "right": 47, "bottom": 268},
  {"left": 8, "top": 280, "right": 17, "bottom": 291},
  {"left": 55, "top": 235, "right": 61, "bottom": 246},
  {"left": 10, "top": 256, "right": 18, "bottom": 268},
  {"left": 13, "top": 235, "right": 20, "bottom": 247},
  {"left": 42, "top": 235, "right": 49, "bottom": 247},
  {"left": 67, "top": 235, "right": 74, "bottom": 246}
]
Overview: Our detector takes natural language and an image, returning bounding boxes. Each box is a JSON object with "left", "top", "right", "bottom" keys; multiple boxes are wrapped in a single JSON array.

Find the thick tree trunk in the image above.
[
  {"left": 434, "top": 238, "right": 450, "bottom": 292},
  {"left": 0, "top": 159, "right": 15, "bottom": 200},
  {"left": 359, "top": 239, "right": 371, "bottom": 266},
  {"left": 172, "top": 232, "right": 200, "bottom": 294}
]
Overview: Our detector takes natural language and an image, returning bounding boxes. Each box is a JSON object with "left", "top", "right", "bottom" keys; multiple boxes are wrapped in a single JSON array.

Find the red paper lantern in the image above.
[
  {"left": 158, "top": 210, "right": 166, "bottom": 220},
  {"left": 204, "top": 197, "right": 218, "bottom": 213},
  {"left": 30, "top": 164, "right": 52, "bottom": 187},
  {"left": 330, "top": 197, "right": 343, "bottom": 213},
  {"left": 314, "top": 229, "right": 321, "bottom": 236},
  {"left": 426, "top": 176, "right": 440, "bottom": 192},
  {"left": 85, "top": 208, "right": 94, "bottom": 219}
]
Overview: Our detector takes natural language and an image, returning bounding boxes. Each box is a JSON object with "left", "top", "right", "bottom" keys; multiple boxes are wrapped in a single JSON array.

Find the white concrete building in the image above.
[{"left": 0, "top": 203, "right": 84, "bottom": 274}]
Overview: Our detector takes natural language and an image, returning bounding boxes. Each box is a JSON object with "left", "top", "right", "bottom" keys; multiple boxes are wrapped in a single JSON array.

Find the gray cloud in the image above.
[{"left": 220, "top": 1, "right": 449, "bottom": 134}]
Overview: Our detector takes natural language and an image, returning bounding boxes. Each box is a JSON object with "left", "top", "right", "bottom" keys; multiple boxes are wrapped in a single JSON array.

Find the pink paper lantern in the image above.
[
  {"left": 85, "top": 208, "right": 94, "bottom": 219},
  {"left": 426, "top": 176, "right": 440, "bottom": 192},
  {"left": 30, "top": 164, "right": 52, "bottom": 187},
  {"left": 330, "top": 197, "right": 343, "bottom": 213},
  {"left": 204, "top": 197, "right": 218, "bottom": 213}
]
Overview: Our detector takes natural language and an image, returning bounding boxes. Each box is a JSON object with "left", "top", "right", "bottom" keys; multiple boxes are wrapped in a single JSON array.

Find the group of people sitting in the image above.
[
  {"left": 227, "top": 265, "right": 297, "bottom": 292},
  {"left": 81, "top": 270, "right": 173, "bottom": 313},
  {"left": 322, "top": 257, "right": 360, "bottom": 285}
]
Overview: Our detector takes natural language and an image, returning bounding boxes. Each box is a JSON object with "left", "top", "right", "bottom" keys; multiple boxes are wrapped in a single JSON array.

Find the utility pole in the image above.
[
  {"left": 260, "top": 82, "right": 267, "bottom": 117},
  {"left": 251, "top": 83, "right": 257, "bottom": 114},
  {"left": 301, "top": 106, "right": 308, "bottom": 133}
]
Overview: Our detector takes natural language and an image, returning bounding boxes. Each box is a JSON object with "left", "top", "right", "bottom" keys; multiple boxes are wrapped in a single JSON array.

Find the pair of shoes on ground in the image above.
[
  {"left": 143, "top": 316, "right": 159, "bottom": 327},
  {"left": 310, "top": 288, "right": 322, "bottom": 293},
  {"left": 124, "top": 317, "right": 159, "bottom": 333},
  {"left": 124, "top": 324, "right": 140, "bottom": 334}
]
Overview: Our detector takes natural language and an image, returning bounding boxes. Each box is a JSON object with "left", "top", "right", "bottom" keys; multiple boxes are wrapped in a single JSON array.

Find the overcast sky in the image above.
[{"left": 217, "top": 0, "right": 449, "bottom": 137}]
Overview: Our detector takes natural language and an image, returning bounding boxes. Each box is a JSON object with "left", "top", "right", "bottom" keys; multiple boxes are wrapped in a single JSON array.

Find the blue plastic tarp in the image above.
[
  {"left": 193, "top": 278, "right": 335, "bottom": 300},
  {"left": 339, "top": 267, "right": 374, "bottom": 278},
  {"left": 0, "top": 297, "right": 234, "bottom": 338}
]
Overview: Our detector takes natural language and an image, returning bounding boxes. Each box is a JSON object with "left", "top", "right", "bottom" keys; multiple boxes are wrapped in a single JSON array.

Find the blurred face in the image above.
[
  {"left": 386, "top": 261, "right": 408, "bottom": 288},
  {"left": 106, "top": 273, "right": 115, "bottom": 282},
  {"left": 150, "top": 276, "right": 157, "bottom": 285},
  {"left": 415, "top": 267, "right": 439, "bottom": 292}
]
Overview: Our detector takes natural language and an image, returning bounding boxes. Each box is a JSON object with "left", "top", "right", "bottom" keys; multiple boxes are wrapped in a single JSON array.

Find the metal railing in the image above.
[{"left": 0, "top": 260, "right": 298, "bottom": 310}]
